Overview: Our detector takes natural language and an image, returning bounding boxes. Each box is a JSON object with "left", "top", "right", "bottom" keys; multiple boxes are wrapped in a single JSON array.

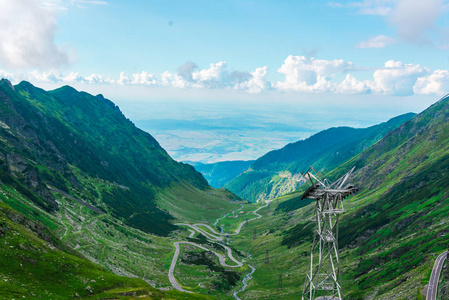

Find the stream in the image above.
[
  {"left": 233, "top": 265, "right": 256, "bottom": 300},
  {"left": 212, "top": 203, "right": 257, "bottom": 300},
  {"left": 170, "top": 201, "right": 269, "bottom": 297}
]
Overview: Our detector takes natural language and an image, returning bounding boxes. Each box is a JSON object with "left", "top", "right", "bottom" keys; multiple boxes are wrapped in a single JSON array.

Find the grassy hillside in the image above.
[
  {"left": 0, "top": 79, "right": 241, "bottom": 235},
  {"left": 324, "top": 94, "right": 449, "bottom": 298},
  {"left": 225, "top": 113, "right": 415, "bottom": 202},
  {"left": 192, "top": 160, "right": 254, "bottom": 188},
  {"left": 0, "top": 78, "right": 243, "bottom": 298},
  {"left": 0, "top": 199, "right": 213, "bottom": 299},
  {"left": 229, "top": 94, "right": 449, "bottom": 299}
]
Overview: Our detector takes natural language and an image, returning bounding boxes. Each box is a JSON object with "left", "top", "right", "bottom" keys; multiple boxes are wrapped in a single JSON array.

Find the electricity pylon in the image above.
[
  {"left": 301, "top": 167, "right": 358, "bottom": 300},
  {"left": 265, "top": 250, "right": 270, "bottom": 264},
  {"left": 278, "top": 274, "right": 283, "bottom": 290}
]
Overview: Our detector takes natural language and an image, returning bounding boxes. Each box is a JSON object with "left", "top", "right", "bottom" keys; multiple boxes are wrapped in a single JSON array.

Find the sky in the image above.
[
  {"left": 1, "top": 0, "right": 449, "bottom": 97},
  {"left": 1, "top": 0, "right": 449, "bottom": 161}
]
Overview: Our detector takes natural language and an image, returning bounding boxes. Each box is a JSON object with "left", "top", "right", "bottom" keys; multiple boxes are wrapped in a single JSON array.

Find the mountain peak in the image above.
[
  {"left": 55, "top": 85, "right": 79, "bottom": 94},
  {"left": 0, "top": 78, "right": 15, "bottom": 91}
]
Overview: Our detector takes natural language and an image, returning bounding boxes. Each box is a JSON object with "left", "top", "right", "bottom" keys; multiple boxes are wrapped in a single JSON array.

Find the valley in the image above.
[
  {"left": 3, "top": 1, "right": 449, "bottom": 299},
  {"left": 0, "top": 79, "right": 448, "bottom": 299},
  {"left": 168, "top": 200, "right": 270, "bottom": 298}
]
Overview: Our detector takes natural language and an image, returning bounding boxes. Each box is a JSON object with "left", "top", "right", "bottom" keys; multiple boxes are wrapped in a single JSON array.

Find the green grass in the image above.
[
  {"left": 156, "top": 184, "right": 243, "bottom": 224},
  {"left": 0, "top": 201, "right": 164, "bottom": 299}
]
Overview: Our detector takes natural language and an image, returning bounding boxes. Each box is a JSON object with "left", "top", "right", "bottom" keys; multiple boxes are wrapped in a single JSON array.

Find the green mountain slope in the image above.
[
  {"left": 0, "top": 79, "right": 239, "bottom": 236},
  {"left": 0, "top": 78, "right": 242, "bottom": 297},
  {"left": 192, "top": 160, "right": 254, "bottom": 188},
  {"left": 326, "top": 94, "right": 449, "bottom": 298},
  {"left": 243, "top": 93, "right": 449, "bottom": 299},
  {"left": 225, "top": 113, "right": 416, "bottom": 202},
  {"left": 0, "top": 200, "right": 211, "bottom": 299}
]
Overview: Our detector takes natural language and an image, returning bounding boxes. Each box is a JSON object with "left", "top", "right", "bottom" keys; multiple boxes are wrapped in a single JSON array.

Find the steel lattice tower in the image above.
[{"left": 301, "top": 167, "right": 358, "bottom": 300}]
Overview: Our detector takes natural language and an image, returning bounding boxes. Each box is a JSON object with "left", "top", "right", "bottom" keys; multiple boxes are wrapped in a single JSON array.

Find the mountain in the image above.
[
  {"left": 191, "top": 160, "right": 254, "bottom": 188},
  {"left": 224, "top": 94, "right": 449, "bottom": 299},
  {"left": 0, "top": 78, "right": 243, "bottom": 298},
  {"left": 0, "top": 79, "right": 240, "bottom": 236},
  {"left": 225, "top": 112, "right": 416, "bottom": 202},
  {"left": 0, "top": 200, "right": 204, "bottom": 299},
  {"left": 325, "top": 93, "right": 449, "bottom": 298}
]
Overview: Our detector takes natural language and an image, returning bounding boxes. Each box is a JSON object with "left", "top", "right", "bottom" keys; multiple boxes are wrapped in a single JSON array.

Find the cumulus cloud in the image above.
[
  {"left": 192, "top": 62, "right": 231, "bottom": 88},
  {"left": 161, "top": 61, "right": 251, "bottom": 89},
  {"left": 0, "top": 0, "right": 71, "bottom": 69},
  {"left": 338, "top": 74, "right": 370, "bottom": 94},
  {"left": 356, "top": 35, "right": 395, "bottom": 48},
  {"left": 390, "top": 0, "right": 444, "bottom": 44},
  {"left": 2, "top": 57, "right": 449, "bottom": 96},
  {"left": 369, "top": 60, "right": 430, "bottom": 95},
  {"left": 177, "top": 61, "right": 198, "bottom": 82},
  {"left": 116, "top": 71, "right": 157, "bottom": 86},
  {"left": 236, "top": 66, "right": 271, "bottom": 93},
  {"left": 130, "top": 71, "right": 157, "bottom": 85},
  {"left": 276, "top": 55, "right": 355, "bottom": 92},
  {"left": 117, "top": 72, "right": 130, "bottom": 85},
  {"left": 160, "top": 71, "right": 190, "bottom": 88},
  {"left": 414, "top": 70, "right": 449, "bottom": 95},
  {"left": 275, "top": 57, "right": 438, "bottom": 96}
]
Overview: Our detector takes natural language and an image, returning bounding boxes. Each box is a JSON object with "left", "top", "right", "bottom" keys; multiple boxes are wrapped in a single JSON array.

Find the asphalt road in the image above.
[
  {"left": 427, "top": 250, "right": 448, "bottom": 300},
  {"left": 168, "top": 200, "right": 271, "bottom": 293}
]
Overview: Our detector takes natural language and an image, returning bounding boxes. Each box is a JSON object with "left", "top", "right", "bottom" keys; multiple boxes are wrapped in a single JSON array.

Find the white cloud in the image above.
[
  {"left": 1, "top": 57, "right": 448, "bottom": 96},
  {"left": 82, "top": 73, "right": 114, "bottom": 84},
  {"left": 0, "top": 0, "right": 71, "bottom": 69},
  {"left": 158, "top": 61, "right": 251, "bottom": 89},
  {"left": 160, "top": 71, "right": 189, "bottom": 88},
  {"left": 130, "top": 71, "right": 157, "bottom": 85},
  {"left": 117, "top": 71, "right": 158, "bottom": 86},
  {"left": 338, "top": 74, "right": 370, "bottom": 93},
  {"left": 0, "top": 0, "right": 109, "bottom": 69},
  {"left": 414, "top": 70, "right": 449, "bottom": 95},
  {"left": 275, "top": 57, "right": 435, "bottom": 96},
  {"left": 369, "top": 60, "right": 429, "bottom": 95},
  {"left": 192, "top": 62, "right": 229, "bottom": 88},
  {"left": 390, "top": 0, "right": 444, "bottom": 44},
  {"left": 28, "top": 70, "right": 64, "bottom": 83},
  {"left": 117, "top": 72, "right": 130, "bottom": 85},
  {"left": 236, "top": 66, "right": 271, "bottom": 93},
  {"left": 177, "top": 61, "right": 198, "bottom": 82},
  {"left": 356, "top": 35, "right": 395, "bottom": 48},
  {"left": 276, "top": 55, "right": 355, "bottom": 92}
]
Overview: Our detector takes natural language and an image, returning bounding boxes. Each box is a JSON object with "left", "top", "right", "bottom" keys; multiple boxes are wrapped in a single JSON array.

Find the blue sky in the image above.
[
  {"left": 3, "top": 0, "right": 449, "bottom": 161},
  {"left": 1, "top": 1, "right": 449, "bottom": 122},
  {"left": 53, "top": 0, "right": 449, "bottom": 77},
  {"left": 1, "top": 0, "right": 449, "bottom": 96}
]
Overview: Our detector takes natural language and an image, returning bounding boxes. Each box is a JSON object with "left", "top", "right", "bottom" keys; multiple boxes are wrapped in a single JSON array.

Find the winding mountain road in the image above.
[
  {"left": 427, "top": 250, "right": 448, "bottom": 300},
  {"left": 168, "top": 200, "right": 271, "bottom": 295}
]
